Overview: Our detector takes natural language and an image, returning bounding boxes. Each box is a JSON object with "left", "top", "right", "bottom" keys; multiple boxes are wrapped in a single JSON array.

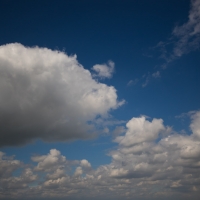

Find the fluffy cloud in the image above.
[
  {"left": 0, "top": 43, "right": 123, "bottom": 147},
  {"left": 114, "top": 116, "right": 166, "bottom": 147},
  {"left": 31, "top": 149, "right": 69, "bottom": 172},
  {"left": 92, "top": 60, "right": 115, "bottom": 79},
  {"left": 1, "top": 113, "right": 200, "bottom": 199},
  {"left": 80, "top": 159, "right": 91, "bottom": 169},
  {"left": 0, "top": 152, "right": 37, "bottom": 192},
  {"left": 107, "top": 113, "right": 200, "bottom": 195}
]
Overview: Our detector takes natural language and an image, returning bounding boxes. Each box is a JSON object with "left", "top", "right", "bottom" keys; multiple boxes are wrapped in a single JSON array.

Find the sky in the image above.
[{"left": 0, "top": 0, "right": 200, "bottom": 199}]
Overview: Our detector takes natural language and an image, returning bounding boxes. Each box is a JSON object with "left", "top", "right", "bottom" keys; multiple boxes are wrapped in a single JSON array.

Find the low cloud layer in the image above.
[
  {"left": 0, "top": 43, "right": 122, "bottom": 147},
  {"left": 1, "top": 111, "right": 200, "bottom": 199}
]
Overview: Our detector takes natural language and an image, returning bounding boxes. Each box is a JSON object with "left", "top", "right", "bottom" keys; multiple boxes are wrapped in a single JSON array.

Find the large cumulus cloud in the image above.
[{"left": 0, "top": 43, "right": 123, "bottom": 147}]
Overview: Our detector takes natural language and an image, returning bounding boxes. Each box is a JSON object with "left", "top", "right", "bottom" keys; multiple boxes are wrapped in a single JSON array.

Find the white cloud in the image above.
[
  {"left": 114, "top": 116, "right": 166, "bottom": 146},
  {"left": 1, "top": 113, "right": 200, "bottom": 199},
  {"left": 92, "top": 60, "right": 115, "bottom": 79},
  {"left": 74, "top": 166, "right": 83, "bottom": 176},
  {"left": 0, "top": 43, "right": 123, "bottom": 147},
  {"left": 105, "top": 114, "right": 200, "bottom": 195},
  {"left": 80, "top": 159, "right": 91, "bottom": 169},
  {"left": 0, "top": 152, "right": 37, "bottom": 192}
]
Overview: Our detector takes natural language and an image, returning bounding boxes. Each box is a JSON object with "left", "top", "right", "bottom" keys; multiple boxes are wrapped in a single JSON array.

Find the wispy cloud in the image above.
[
  {"left": 127, "top": 78, "right": 138, "bottom": 86},
  {"left": 142, "top": 0, "right": 200, "bottom": 87},
  {"left": 158, "top": 0, "right": 200, "bottom": 66},
  {"left": 142, "top": 71, "right": 160, "bottom": 88}
]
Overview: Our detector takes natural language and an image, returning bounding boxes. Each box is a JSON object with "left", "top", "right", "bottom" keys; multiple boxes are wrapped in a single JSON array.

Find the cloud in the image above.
[
  {"left": 1, "top": 110, "right": 200, "bottom": 200},
  {"left": 31, "top": 149, "right": 70, "bottom": 172},
  {"left": 172, "top": 0, "right": 200, "bottom": 57},
  {"left": 114, "top": 116, "right": 166, "bottom": 147},
  {"left": 141, "top": 71, "right": 160, "bottom": 87},
  {"left": 92, "top": 60, "right": 115, "bottom": 79},
  {"left": 0, "top": 43, "right": 123, "bottom": 147},
  {"left": 190, "top": 110, "right": 200, "bottom": 139},
  {"left": 127, "top": 79, "right": 138, "bottom": 86},
  {"left": 1, "top": 168, "right": 37, "bottom": 190},
  {"left": 158, "top": 0, "right": 200, "bottom": 66},
  {"left": 108, "top": 113, "right": 200, "bottom": 188},
  {"left": 80, "top": 159, "right": 91, "bottom": 169},
  {"left": 0, "top": 152, "right": 37, "bottom": 192},
  {"left": 112, "top": 126, "right": 126, "bottom": 137}
]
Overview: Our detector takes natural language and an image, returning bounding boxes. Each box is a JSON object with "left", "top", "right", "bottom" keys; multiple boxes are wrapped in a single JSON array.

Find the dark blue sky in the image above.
[{"left": 0, "top": 0, "right": 200, "bottom": 199}]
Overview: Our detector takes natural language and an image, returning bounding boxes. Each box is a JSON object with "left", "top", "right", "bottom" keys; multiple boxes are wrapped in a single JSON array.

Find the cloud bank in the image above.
[
  {"left": 1, "top": 111, "right": 200, "bottom": 199},
  {"left": 0, "top": 43, "right": 122, "bottom": 147}
]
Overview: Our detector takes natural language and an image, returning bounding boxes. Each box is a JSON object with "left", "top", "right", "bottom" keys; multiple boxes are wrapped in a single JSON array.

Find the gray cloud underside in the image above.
[
  {"left": 1, "top": 111, "right": 200, "bottom": 199},
  {"left": 0, "top": 43, "right": 123, "bottom": 147}
]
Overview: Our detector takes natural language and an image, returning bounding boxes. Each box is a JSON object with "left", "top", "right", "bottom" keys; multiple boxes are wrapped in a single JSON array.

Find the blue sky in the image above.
[{"left": 0, "top": 0, "right": 200, "bottom": 199}]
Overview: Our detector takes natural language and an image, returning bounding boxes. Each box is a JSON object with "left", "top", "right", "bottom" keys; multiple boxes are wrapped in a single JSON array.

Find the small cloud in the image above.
[{"left": 91, "top": 60, "right": 115, "bottom": 79}]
